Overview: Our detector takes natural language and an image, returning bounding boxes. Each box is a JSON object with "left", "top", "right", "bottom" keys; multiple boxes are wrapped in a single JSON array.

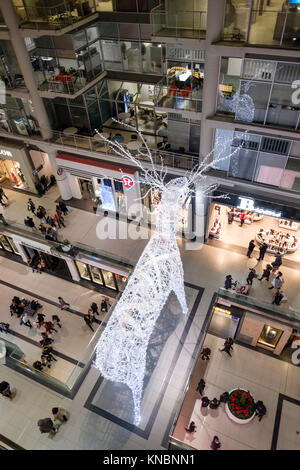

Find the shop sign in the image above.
[
  {"left": 237, "top": 197, "right": 282, "bottom": 218},
  {"left": 121, "top": 175, "right": 134, "bottom": 189},
  {"left": 0, "top": 149, "right": 12, "bottom": 158},
  {"left": 57, "top": 168, "right": 63, "bottom": 176}
]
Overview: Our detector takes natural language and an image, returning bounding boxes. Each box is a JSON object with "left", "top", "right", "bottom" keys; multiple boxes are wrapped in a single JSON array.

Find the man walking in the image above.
[
  {"left": 258, "top": 264, "right": 272, "bottom": 282},
  {"left": 27, "top": 198, "right": 36, "bottom": 215},
  {"left": 84, "top": 312, "right": 94, "bottom": 332},
  {"left": 247, "top": 239, "right": 255, "bottom": 258},
  {"left": 58, "top": 297, "right": 70, "bottom": 310},
  {"left": 195, "top": 378, "right": 206, "bottom": 396},
  {"left": 219, "top": 337, "right": 234, "bottom": 357},
  {"left": 257, "top": 242, "right": 268, "bottom": 261}
]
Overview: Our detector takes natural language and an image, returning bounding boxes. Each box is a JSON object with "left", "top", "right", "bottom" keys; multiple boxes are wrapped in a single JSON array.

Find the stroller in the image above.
[{"left": 234, "top": 281, "right": 250, "bottom": 296}]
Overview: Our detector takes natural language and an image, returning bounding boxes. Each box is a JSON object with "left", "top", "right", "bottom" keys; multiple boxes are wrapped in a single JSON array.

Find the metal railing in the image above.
[
  {"left": 223, "top": 5, "right": 300, "bottom": 48},
  {"left": 50, "top": 129, "right": 199, "bottom": 171},
  {"left": 14, "top": 1, "right": 96, "bottom": 31},
  {"left": 36, "top": 70, "right": 87, "bottom": 94},
  {"left": 151, "top": 5, "right": 207, "bottom": 39}
]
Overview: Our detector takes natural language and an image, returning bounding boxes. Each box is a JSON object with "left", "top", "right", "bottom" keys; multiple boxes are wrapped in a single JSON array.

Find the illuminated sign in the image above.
[
  {"left": 0, "top": 149, "right": 12, "bottom": 158},
  {"left": 121, "top": 175, "right": 134, "bottom": 189},
  {"left": 238, "top": 197, "right": 282, "bottom": 218}
]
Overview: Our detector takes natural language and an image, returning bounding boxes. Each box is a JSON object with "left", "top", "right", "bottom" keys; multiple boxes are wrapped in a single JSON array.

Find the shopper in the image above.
[
  {"left": 37, "top": 312, "right": 45, "bottom": 325},
  {"left": 44, "top": 321, "right": 57, "bottom": 335},
  {"left": 52, "top": 407, "right": 68, "bottom": 424},
  {"left": 195, "top": 378, "right": 206, "bottom": 396},
  {"left": 227, "top": 209, "right": 234, "bottom": 224},
  {"left": 246, "top": 268, "right": 256, "bottom": 285},
  {"left": 271, "top": 252, "right": 282, "bottom": 272},
  {"left": 224, "top": 275, "right": 233, "bottom": 289},
  {"left": 255, "top": 401, "right": 266, "bottom": 422},
  {"left": 219, "top": 391, "right": 229, "bottom": 404},
  {"left": 0, "top": 187, "right": 8, "bottom": 202},
  {"left": 101, "top": 297, "right": 110, "bottom": 313},
  {"left": 272, "top": 290, "right": 285, "bottom": 306},
  {"left": 257, "top": 242, "right": 268, "bottom": 261},
  {"left": 57, "top": 200, "right": 69, "bottom": 216},
  {"left": 20, "top": 313, "right": 32, "bottom": 329},
  {"left": 219, "top": 337, "right": 233, "bottom": 357},
  {"left": 84, "top": 313, "right": 94, "bottom": 332},
  {"left": 209, "top": 398, "right": 220, "bottom": 409},
  {"left": 201, "top": 396, "right": 210, "bottom": 408},
  {"left": 200, "top": 347, "right": 211, "bottom": 361},
  {"left": 52, "top": 315, "right": 62, "bottom": 329},
  {"left": 239, "top": 211, "right": 246, "bottom": 227},
  {"left": 37, "top": 418, "right": 57, "bottom": 436},
  {"left": 58, "top": 297, "right": 70, "bottom": 310},
  {"left": 27, "top": 198, "right": 36, "bottom": 215},
  {"left": 91, "top": 302, "right": 99, "bottom": 316},
  {"left": 33, "top": 360, "right": 44, "bottom": 371},
  {"left": 0, "top": 381, "right": 13, "bottom": 398},
  {"left": 269, "top": 272, "right": 283, "bottom": 291},
  {"left": 54, "top": 212, "right": 65, "bottom": 228},
  {"left": 258, "top": 264, "right": 272, "bottom": 282},
  {"left": 247, "top": 239, "right": 255, "bottom": 258},
  {"left": 185, "top": 421, "right": 196, "bottom": 433},
  {"left": 24, "top": 216, "right": 35, "bottom": 228},
  {"left": 88, "top": 309, "right": 101, "bottom": 326},
  {"left": 0, "top": 322, "right": 9, "bottom": 333},
  {"left": 0, "top": 213, "right": 8, "bottom": 225},
  {"left": 211, "top": 435, "right": 221, "bottom": 450}
]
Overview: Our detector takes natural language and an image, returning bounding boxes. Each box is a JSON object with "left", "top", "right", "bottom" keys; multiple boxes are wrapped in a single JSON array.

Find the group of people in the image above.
[
  {"left": 37, "top": 406, "right": 68, "bottom": 438},
  {"left": 33, "top": 311, "right": 62, "bottom": 371},
  {"left": 83, "top": 298, "right": 109, "bottom": 332},
  {"left": 25, "top": 198, "right": 69, "bottom": 242},
  {"left": 185, "top": 420, "right": 221, "bottom": 450},
  {"left": 10, "top": 296, "right": 43, "bottom": 329}
]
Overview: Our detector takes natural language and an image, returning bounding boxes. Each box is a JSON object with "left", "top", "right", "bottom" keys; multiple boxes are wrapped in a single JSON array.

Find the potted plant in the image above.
[
  {"left": 61, "top": 239, "right": 72, "bottom": 252},
  {"left": 225, "top": 388, "right": 256, "bottom": 423}
]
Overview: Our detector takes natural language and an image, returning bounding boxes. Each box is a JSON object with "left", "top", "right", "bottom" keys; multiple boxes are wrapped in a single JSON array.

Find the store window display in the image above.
[
  {"left": 257, "top": 325, "right": 283, "bottom": 349},
  {"left": 0, "top": 159, "right": 29, "bottom": 190}
]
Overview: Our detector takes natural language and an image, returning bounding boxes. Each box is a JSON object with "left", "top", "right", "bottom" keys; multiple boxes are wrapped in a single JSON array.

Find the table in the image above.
[
  {"left": 126, "top": 140, "right": 142, "bottom": 151},
  {"left": 63, "top": 127, "right": 78, "bottom": 135}
]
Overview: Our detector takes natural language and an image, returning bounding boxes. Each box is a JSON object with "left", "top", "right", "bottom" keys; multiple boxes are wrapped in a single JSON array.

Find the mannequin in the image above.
[
  {"left": 16, "top": 166, "right": 25, "bottom": 183},
  {"left": 10, "top": 168, "right": 19, "bottom": 185}
]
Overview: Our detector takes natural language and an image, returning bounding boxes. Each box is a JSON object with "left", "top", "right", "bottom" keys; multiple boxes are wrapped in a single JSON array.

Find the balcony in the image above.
[
  {"left": 151, "top": 4, "right": 207, "bottom": 40},
  {"left": 222, "top": 1, "right": 300, "bottom": 48},
  {"left": 14, "top": 0, "right": 97, "bottom": 31}
]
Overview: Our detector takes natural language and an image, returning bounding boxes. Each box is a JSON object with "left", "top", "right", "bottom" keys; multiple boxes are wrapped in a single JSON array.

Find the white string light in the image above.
[{"left": 93, "top": 124, "right": 246, "bottom": 425}]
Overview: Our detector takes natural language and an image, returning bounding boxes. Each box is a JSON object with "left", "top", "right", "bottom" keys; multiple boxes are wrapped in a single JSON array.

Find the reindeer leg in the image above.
[{"left": 172, "top": 260, "right": 188, "bottom": 315}]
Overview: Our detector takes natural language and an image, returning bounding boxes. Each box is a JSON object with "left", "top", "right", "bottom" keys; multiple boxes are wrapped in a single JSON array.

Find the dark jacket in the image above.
[{"left": 38, "top": 418, "right": 54, "bottom": 433}]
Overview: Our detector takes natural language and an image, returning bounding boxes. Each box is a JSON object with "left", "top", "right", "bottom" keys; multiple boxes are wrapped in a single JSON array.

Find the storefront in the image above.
[
  {"left": 0, "top": 233, "right": 21, "bottom": 256},
  {"left": 76, "top": 259, "right": 128, "bottom": 292},
  {"left": 207, "top": 190, "right": 300, "bottom": 262},
  {"left": 0, "top": 140, "right": 38, "bottom": 193},
  {"left": 56, "top": 153, "right": 142, "bottom": 220}
]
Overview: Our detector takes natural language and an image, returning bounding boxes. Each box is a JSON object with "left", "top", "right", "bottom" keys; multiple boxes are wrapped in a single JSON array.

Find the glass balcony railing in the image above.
[
  {"left": 151, "top": 5, "right": 207, "bottom": 40},
  {"left": 14, "top": 1, "right": 96, "bottom": 31},
  {"left": 36, "top": 69, "right": 88, "bottom": 95},
  {"left": 223, "top": 3, "right": 300, "bottom": 48}
]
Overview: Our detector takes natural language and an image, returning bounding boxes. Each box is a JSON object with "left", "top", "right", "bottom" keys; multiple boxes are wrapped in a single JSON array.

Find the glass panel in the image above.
[
  {"left": 142, "top": 43, "right": 162, "bottom": 74},
  {"left": 101, "top": 40, "right": 122, "bottom": 70},
  {"left": 76, "top": 261, "right": 91, "bottom": 280},
  {"left": 0, "top": 235, "right": 12, "bottom": 252},
  {"left": 275, "top": 62, "right": 300, "bottom": 84},
  {"left": 248, "top": 11, "right": 281, "bottom": 47},
  {"left": 228, "top": 148, "right": 257, "bottom": 181},
  {"left": 119, "top": 23, "right": 139, "bottom": 39},
  {"left": 138, "top": 0, "right": 159, "bottom": 12},
  {"left": 115, "top": 0, "right": 137, "bottom": 12},
  {"left": 99, "top": 23, "right": 119, "bottom": 39},
  {"left": 72, "top": 30, "right": 87, "bottom": 50},
  {"left": 86, "top": 25, "right": 99, "bottom": 43},
  {"left": 254, "top": 152, "right": 287, "bottom": 186},
  {"left": 189, "top": 124, "right": 200, "bottom": 154},
  {"left": 223, "top": 0, "right": 251, "bottom": 41},
  {"left": 140, "top": 24, "right": 152, "bottom": 40},
  {"left": 121, "top": 41, "right": 141, "bottom": 72},
  {"left": 280, "top": 158, "right": 300, "bottom": 192},
  {"left": 90, "top": 266, "right": 104, "bottom": 285},
  {"left": 281, "top": 10, "right": 300, "bottom": 48},
  {"left": 89, "top": 41, "right": 102, "bottom": 76},
  {"left": 101, "top": 269, "right": 117, "bottom": 290},
  {"left": 266, "top": 84, "right": 299, "bottom": 129},
  {"left": 213, "top": 129, "right": 234, "bottom": 172}
]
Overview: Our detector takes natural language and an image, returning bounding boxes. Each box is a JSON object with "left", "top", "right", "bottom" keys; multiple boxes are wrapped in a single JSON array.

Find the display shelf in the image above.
[
  {"left": 209, "top": 218, "right": 222, "bottom": 239},
  {"left": 279, "top": 219, "right": 299, "bottom": 232},
  {"left": 227, "top": 207, "right": 264, "bottom": 224},
  {"left": 256, "top": 228, "right": 298, "bottom": 254}
]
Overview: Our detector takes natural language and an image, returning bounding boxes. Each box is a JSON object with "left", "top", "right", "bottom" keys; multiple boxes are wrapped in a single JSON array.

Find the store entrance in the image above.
[
  {"left": 79, "top": 178, "right": 94, "bottom": 201},
  {"left": 207, "top": 202, "right": 300, "bottom": 263},
  {"left": 23, "top": 246, "right": 72, "bottom": 281},
  {"left": 0, "top": 159, "right": 29, "bottom": 191}
]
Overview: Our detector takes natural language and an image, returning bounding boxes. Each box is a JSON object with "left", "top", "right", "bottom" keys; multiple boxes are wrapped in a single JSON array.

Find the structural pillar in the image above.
[
  {"left": 0, "top": 0, "right": 52, "bottom": 140},
  {"left": 200, "top": 0, "right": 227, "bottom": 159},
  {"left": 46, "top": 149, "right": 73, "bottom": 200}
]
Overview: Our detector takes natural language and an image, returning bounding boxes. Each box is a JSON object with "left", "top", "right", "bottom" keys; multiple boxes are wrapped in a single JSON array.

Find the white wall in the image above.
[{"left": 30, "top": 150, "right": 53, "bottom": 179}]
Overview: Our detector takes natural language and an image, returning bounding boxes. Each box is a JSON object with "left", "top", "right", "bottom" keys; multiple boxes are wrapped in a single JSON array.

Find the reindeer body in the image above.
[{"left": 94, "top": 178, "right": 188, "bottom": 424}]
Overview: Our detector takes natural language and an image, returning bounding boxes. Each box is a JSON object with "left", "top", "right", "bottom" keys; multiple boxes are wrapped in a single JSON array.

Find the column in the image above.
[
  {"left": 200, "top": 0, "right": 227, "bottom": 159},
  {"left": 0, "top": 0, "right": 52, "bottom": 140},
  {"left": 13, "top": 240, "right": 28, "bottom": 263},
  {"left": 67, "top": 174, "right": 83, "bottom": 199},
  {"left": 65, "top": 258, "right": 80, "bottom": 282},
  {"left": 46, "top": 149, "right": 73, "bottom": 200}
]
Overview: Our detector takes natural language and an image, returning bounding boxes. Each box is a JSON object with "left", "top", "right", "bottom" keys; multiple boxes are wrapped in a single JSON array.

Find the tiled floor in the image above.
[
  {"left": 172, "top": 334, "right": 300, "bottom": 450},
  {"left": 0, "top": 186, "right": 299, "bottom": 450}
]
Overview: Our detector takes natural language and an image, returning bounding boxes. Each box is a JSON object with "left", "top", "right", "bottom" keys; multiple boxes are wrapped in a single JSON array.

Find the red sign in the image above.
[
  {"left": 57, "top": 168, "right": 63, "bottom": 176},
  {"left": 121, "top": 175, "right": 134, "bottom": 189}
]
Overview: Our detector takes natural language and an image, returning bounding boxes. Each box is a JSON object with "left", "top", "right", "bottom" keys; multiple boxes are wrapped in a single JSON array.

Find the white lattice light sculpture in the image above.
[{"left": 94, "top": 122, "right": 243, "bottom": 425}]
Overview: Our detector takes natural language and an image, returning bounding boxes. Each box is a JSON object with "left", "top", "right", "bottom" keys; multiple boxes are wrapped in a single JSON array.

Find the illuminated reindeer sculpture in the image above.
[{"left": 94, "top": 122, "right": 242, "bottom": 424}]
